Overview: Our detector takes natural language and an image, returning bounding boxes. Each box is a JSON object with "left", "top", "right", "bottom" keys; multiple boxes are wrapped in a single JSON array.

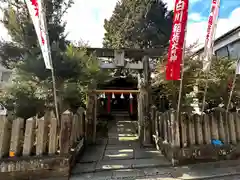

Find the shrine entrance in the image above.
[
  {"left": 85, "top": 48, "right": 162, "bottom": 146},
  {"left": 96, "top": 76, "right": 138, "bottom": 118}
]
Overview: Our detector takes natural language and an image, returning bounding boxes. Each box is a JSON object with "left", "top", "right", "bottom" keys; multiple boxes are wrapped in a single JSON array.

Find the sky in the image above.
[{"left": 1, "top": 0, "right": 240, "bottom": 48}]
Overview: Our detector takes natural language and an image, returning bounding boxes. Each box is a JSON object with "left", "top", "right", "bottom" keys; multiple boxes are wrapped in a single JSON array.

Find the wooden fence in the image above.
[
  {"left": 151, "top": 106, "right": 240, "bottom": 165},
  {"left": 0, "top": 107, "right": 86, "bottom": 179}
]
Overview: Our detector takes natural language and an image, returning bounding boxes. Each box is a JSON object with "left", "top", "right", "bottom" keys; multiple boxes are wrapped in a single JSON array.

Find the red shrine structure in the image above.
[{"left": 96, "top": 76, "right": 138, "bottom": 119}]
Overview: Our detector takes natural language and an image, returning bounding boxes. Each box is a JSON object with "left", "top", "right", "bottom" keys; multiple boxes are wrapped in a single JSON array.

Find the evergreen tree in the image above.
[
  {"left": 103, "top": 0, "right": 173, "bottom": 49},
  {"left": 0, "top": 0, "right": 108, "bottom": 118}
]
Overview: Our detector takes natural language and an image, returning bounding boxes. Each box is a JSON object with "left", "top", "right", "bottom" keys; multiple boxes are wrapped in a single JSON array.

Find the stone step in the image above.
[
  {"left": 95, "top": 158, "right": 172, "bottom": 172},
  {"left": 73, "top": 157, "right": 171, "bottom": 175},
  {"left": 71, "top": 161, "right": 240, "bottom": 180}
]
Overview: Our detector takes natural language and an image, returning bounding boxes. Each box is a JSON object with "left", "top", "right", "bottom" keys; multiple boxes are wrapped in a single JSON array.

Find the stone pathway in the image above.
[
  {"left": 70, "top": 116, "right": 240, "bottom": 180},
  {"left": 71, "top": 116, "right": 172, "bottom": 179}
]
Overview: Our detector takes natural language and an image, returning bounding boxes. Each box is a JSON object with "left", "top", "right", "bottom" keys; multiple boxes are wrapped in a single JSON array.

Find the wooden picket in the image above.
[
  {"left": 0, "top": 107, "right": 86, "bottom": 159},
  {"left": 151, "top": 106, "right": 240, "bottom": 164}
]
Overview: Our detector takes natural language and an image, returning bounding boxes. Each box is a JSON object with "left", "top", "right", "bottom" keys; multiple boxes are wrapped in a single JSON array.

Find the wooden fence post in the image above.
[
  {"left": 188, "top": 115, "right": 195, "bottom": 146},
  {"left": 167, "top": 112, "right": 172, "bottom": 144},
  {"left": 210, "top": 112, "right": 219, "bottom": 140},
  {"left": 9, "top": 118, "right": 24, "bottom": 157},
  {"left": 155, "top": 111, "right": 160, "bottom": 140},
  {"left": 235, "top": 112, "right": 240, "bottom": 141},
  {"left": 0, "top": 115, "right": 11, "bottom": 158},
  {"left": 180, "top": 113, "right": 187, "bottom": 147},
  {"left": 23, "top": 117, "right": 36, "bottom": 156},
  {"left": 218, "top": 111, "right": 226, "bottom": 142},
  {"left": 36, "top": 115, "right": 49, "bottom": 156},
  {"left": 195, "top": 115, "right": 203, "bottom": 145},
  {"left": 70, "top": 114, "right": 78, "bottom": 147},
  {"left": 49, "top": 112, "right": 58, "bottom": 154},
  {"left": 60, "top": 110, "right": 73, "bottom": 154},
  {"left": 158, "top": 112, "right": 162, "bottom": 139},
  {"left": 163, "top": 112, "right": 168, "bottom": 143},
  {"left": 228, "top": 112, "right": 237, "bottom": 144},
  {"left": 171, "top": 111, "right": 180, "bottom": 147},
  {"left": 151, "top": 106, "right": 156, "bottom": 137},
  {"left": 224, "top": 112, "right": 230, "bottom": 144},
  {"left": 203, "top": 113, "right": 211, "bottom": 144},
  {"left": 78, "top": 108, "right": 85, "bottom": 139}
]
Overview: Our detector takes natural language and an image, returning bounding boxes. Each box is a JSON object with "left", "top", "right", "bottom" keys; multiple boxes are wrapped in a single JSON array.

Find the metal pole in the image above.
[
  {"left": 42, "top": 3, "right": 60, "bottom": 125},
  {"left": 201, "top": 71, "right": 210, "bottom": 113},
  {"left": 176, "top": 50, "right": 185, "bottom": 120},
  {"left": 51, "top": 68, "right": 60, "bottom": 125},
  {"left": 176, "top": 9, "right": 188, "bottom": 121},
  {"left": 226, "top": 58, "right": 239, "bottom": 113}
]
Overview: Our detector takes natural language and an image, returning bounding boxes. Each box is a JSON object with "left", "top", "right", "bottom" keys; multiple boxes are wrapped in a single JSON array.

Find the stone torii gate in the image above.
[{"left": 85, "top": 48, "right": 163, "bottom": 146}]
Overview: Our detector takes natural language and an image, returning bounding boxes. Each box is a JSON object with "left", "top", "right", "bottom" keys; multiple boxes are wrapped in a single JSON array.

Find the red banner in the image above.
[
  {"left": 166, "top": 0, "right": 189, "bottom": 80},
  {"left": 203, "top": 0, "right": 220, "bottom": 72}
]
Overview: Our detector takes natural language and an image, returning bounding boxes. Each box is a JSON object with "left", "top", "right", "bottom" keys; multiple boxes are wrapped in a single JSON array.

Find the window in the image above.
[
  {"left": 228, "top": 40, "right": 240, "bottom": 59},
  {"left": 215, "top": 46, "right": 229, "bottom": 59}
]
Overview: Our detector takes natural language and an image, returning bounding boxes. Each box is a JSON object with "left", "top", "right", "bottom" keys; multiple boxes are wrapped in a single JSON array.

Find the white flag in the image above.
[
  {"left": 25, "top": 0, "right": 52, "bottom": 69},
  {"left": 235, "top": 58, "right": 240, "bottom": 74},
  {"left": 203, "top": 0, "right": 220, "bottom": 72}
]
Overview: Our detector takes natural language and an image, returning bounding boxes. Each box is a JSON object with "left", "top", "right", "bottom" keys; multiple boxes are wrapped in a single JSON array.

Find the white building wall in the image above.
[{"left": 197, "top": 29, "right": 240, "bottom": 59}]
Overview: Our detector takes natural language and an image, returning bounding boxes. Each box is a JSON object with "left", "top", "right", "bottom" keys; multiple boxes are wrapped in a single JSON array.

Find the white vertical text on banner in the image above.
[
  {"left": 166, "top": 0, "right": 189, "bottom": 80},
  {"left": 25, "top": 0, "right": 52, "bottom": 69},
  {"left": 203, "top": 0, "right": 220, "bottom": 72}
]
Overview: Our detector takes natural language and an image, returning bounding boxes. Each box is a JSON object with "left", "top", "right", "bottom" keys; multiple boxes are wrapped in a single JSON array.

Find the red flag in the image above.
[{"left": 166, "top": 0, "right": 189, "bottom": 80}]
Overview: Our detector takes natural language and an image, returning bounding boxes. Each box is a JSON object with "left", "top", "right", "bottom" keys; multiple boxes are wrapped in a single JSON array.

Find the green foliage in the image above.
[
  {"left": 62, "top": 82, "right": 86, "bottom": 113},
  {"left": 152, "top": 54, "right": 236, "bottom": 110},
  {"left": 103, "top": 0, "right": 173, "bottom": 49},
  {"left": 0, "top": 0, "right": 109, "bottom": 117},
  {"left": 0, "top": 79, "right": 45, "bottom": 119}
]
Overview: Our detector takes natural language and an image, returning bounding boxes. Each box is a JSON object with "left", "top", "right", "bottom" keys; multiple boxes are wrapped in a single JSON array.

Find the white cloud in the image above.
[
  {"left": 0, "top": 0, "right": 118, "bottom": 46},
  {"left": 186, "top": 7, "right": 240, "bottom": 47},
  {"left": 188, "top": 13, "right": 202, "bottom": 21},
  {"left": 1, "top": 0, "right": 240, "bottom": 50},
  {"left": 63, "top": 0, "right": 118, "bottom": 47}
]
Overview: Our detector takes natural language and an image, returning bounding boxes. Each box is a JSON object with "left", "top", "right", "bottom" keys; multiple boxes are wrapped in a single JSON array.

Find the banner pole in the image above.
[
  {"left": 201, "top": 69, "right": 210, "bottom": 113},
  {"left": 51, "top": 68, "right": 60, "bottom": 124},
  {"left": 176, "top": 6, "right": 189, "bottom": 122},
  {"left": 176, "top": 42, "right": 186, "bottom": 121},
  {"left": 226, "top": 58, "right": 239, "bottom": 113},
  {"left": 42, "top": 3, "right": 60, "bottom": 125}
]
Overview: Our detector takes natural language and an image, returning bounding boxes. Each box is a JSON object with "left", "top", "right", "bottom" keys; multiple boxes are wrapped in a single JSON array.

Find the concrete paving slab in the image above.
[
  {"left": 171, "top": 165, "right": 240, "bottom": 179},
  {"left": 107, "top": 137, "right": 139, "bottom": 145},
  {"left": 95, "top": 159, "right": 134, "bottom": 171},
  {"left": 70, "top": 173, "right": 93, "bottom": 180},
  {"left": 106, "top": 144, "right": 139, "bottom": 150},
  {"left": 103, "top": 149, "right": 134, "bottom": 160},
  {"left": 71, "top": 162, "right": 97, "bottom": 174},
  {"left": 134, "top": 148, "right": 165, "bottom": 159},
  {"left": 143, "top": 167, "right": 173, "bottom": 176},
  {"left": 95, "top": 138, "right": 108, "bottom": 145},
  {"left": 112, "top": 169, "right": 145, "bottom": 178},
  {"left": 78, "top": 145, "right": 106, "bottom": 163},
  {"left": 92, "top": 171, "right": 113, "bottom": 180},
  {"left": 132, "top": 158, "right": 171, "bottom": 169}
]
